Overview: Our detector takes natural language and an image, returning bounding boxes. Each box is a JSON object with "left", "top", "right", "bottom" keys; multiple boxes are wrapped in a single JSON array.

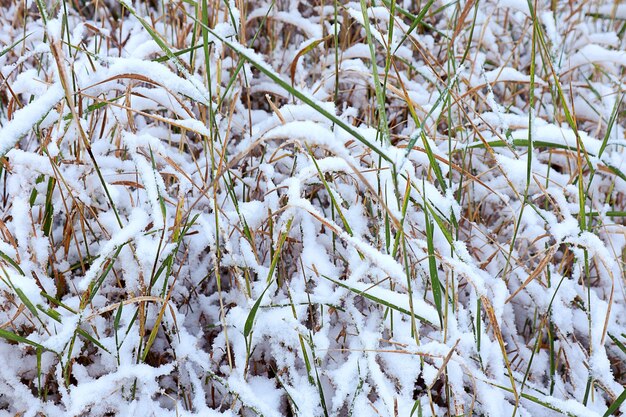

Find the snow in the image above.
[
  {"left": 247, "top": 8, "right": 322, "bottom": 39},
  {"left": 0, "top": 83, "right": 63, "bottom": 156},
  {"left": 76, "top": 208, "right": 150, "bottom": 292},
  {"left": 567, "top": 44, "right": 626, "bottom": 71},
  {"left": 0, "top": 0, "right": 624, "bottom": 416}
]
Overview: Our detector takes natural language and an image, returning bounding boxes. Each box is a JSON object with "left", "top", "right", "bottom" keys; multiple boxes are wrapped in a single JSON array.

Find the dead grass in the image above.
[{"left": 0, "top": 0, "right": 625, "bottom": 416}]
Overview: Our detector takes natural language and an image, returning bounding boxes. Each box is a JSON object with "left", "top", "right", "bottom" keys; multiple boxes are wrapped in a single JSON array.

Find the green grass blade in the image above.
[
  {"left": 185, "top": 12, "right": 394, "bottom": 165},
  {"left": 604, "top": 388, "right": 626, "bottom": 417},
  {"left": 321, "top": 274, "right": 436, "bottom": 326}
]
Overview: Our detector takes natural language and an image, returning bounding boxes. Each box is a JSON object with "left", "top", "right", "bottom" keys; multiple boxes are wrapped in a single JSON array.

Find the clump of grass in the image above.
[{"left": 0, "top": 0, "right": 625, "bottom": 416}]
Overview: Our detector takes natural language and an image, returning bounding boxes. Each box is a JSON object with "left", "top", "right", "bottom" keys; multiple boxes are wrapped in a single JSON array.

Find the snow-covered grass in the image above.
[{"left": 0, "top": 0, "right": 625, "bottom": 415}]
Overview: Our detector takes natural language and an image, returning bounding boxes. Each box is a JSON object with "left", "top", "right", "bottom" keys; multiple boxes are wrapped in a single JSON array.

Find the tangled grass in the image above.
[{"left": 0, "top": 0, "right": 625, "bottom": 416}]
